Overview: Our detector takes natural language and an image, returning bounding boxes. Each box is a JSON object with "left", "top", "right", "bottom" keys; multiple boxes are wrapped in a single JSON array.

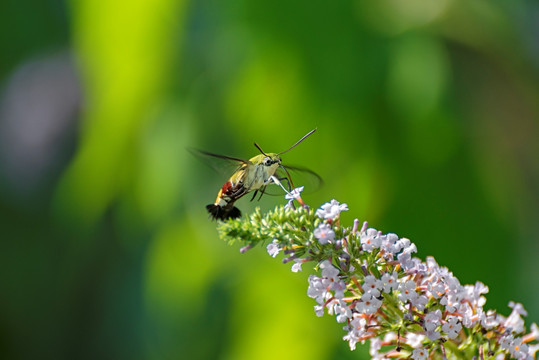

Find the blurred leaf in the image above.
[
  {"left": 357, "top": 0, "right": 451, "bottom": 35},
  {"left": 387, "top": 34, "right": 448, "bottom": 119},
  {"left": 54, "top": 0, "right": 187, "bottom": 226},
  {"left": 129, "top": 104, "right": 191, "bottom": 227},
  {"left": 224, "top": 45, "right": 309, "bottom": 143}
]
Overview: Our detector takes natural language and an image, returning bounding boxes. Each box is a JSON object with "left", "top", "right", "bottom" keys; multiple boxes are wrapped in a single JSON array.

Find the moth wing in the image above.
[{"left": 188, "top": 148, "right": 249, "bottom": 178}]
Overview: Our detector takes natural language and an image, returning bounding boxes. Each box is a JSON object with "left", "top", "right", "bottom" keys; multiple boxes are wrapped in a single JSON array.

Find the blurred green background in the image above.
[{"left": 1, "top": 0, "right": 538, "bottom": 359}]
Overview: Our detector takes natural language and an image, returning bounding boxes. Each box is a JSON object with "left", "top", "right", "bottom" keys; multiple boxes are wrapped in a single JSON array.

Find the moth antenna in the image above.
[
  {"left": 278, "top": 128, "right": 317, "bottom": 155},
  {"left": 254, "top": 142, "right": 268, "bottom": 156}
]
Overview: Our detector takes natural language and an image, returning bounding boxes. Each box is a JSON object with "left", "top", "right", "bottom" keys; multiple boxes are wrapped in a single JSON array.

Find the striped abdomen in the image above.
[{"left": 206, "top": 171, "right": 247, "bottom": 220}]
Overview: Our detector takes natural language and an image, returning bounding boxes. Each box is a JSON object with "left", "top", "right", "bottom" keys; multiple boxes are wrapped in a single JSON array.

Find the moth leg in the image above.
[
  {"left": 257, "top": 186, "right": 266, "bottom": 201},
  {"left": 250, "top": 190, "right": 259, "bottom": 202}
]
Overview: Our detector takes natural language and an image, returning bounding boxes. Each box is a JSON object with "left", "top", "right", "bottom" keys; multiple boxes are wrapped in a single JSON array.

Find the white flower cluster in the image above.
[
  {"left": 267, "top": 199, "right": 539, "bottom": 359},
  {"left": 315, "top": 199, "right": 348, "bottom": 220}
]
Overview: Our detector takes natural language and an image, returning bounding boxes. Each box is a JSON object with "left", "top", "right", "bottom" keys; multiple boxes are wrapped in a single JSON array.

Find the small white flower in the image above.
[
  {"left": 394, "top": 237, "right": 409, "bottom": 251},
  {"left": 314, "top": 223, "right": 335, "bottom": 245},
  {"left": 314, "top": 304, "right": 325, "bottom": 317},
  {"left": 427, "top": 278, "right": 446, "bottom": 299},
  {"left": 284, "top": 199, "right": 295, "bottom": 210},
  {"left": 481, "top": 309, "right": 500, "bottom": 329},
  {"left": 426, "top": 256, "right": 439, "bottom": 270},
  {"left": 360, "top": 228, "right": 381, "bottom": 252},
  {"left": 440, "top": 292, "right": 461, "bottom": 313},
  {"left": 402, "top": 241, "right": 417, "bottom": 254},
  {"left": 315, "top": 199, "right": 348, "bottom": 220},
  {"left": 380, "top": 233, "right": 400, "bottom": 255},
  {"left": 380, "top": 271, "right": 399, "bottom": 293},
  {"left": 369, "top": 337, "right": 382, "bottom": 357},
  {"left": 291, "top": 260, "right": 303, "bottom": 272},
  {"left": 318, "top": 260, "right": 347, "bottom": 298},
  {"left": 424, "top": 309, "right": 442, "bottom": 332},
  {"left": 414, "top": 261, "right": 428, "bottom": 275},
  {"left": 411, "top": 347, "right": 429, "bottom": 360},
  {"left": 472, "top": 282, "right": 489, "bottom": 306},
  {"left": 529, "top": 323, "right": 539, "bottom": 341},
  {"left": 335, "top": 304, "right": 352, "bottom": 323},
  {"left": 266, "top": 240, "right": 280, "bottom": 258},
  {"left": 285, "top": 186, "right": 304, "bottom": 200},
  {"left": 327, "top": 298, "right": 352, "bottom": 323},
  {"left": 355, "top": 293, "right": 382, "bottom": 314},
  {"left": 509, "top": 337, "right": 529, "bottom": 359},
  {"left": 461, "top": 304, "right": 476, "bottom": 328},
  {"left": 363, "top": 275, "right": 382, "bottom": 297},
  {"left": 500, "top": 334, "right": 514, "bottom": 350},
  {"left": 397, "top": 251, "right": 416, "bottom": 271},
  {"left": 335, "top": 282, "right": 347, "bottom": 299},
  {"left": 405, "top": 333, "right": 425, "bottom": 348},
  {"left": 320, "top": 260, "right": 340, "bottom": 280},
  {"left": 444, "top": 274, "right": 462, "bottom": 293},
  {"left": 442, "top": 316, "right": 462, "bottom": 339},
  {"left": 343, "top": 314, "right": 368, "bottom": 350},
  {"left": 412, "top": 294, "right": 429, "bottom": 311},
  {"left": 343, "top": 333, "right": 359, "bottom": 351},
  {"left": 529, "top": 343, "right": 539, "bottom": 358},
  {"left": 398, "top": 279, "right": 418, "bottom": 303},
  {"left": 307, "top": 275, "right": 329, "bottom": 304},
  {"left": 505, "top": 302, "right": 527, "bottom": 334},
  {"left": 509, "top": 301, "right": 527, "bottom": 315}
]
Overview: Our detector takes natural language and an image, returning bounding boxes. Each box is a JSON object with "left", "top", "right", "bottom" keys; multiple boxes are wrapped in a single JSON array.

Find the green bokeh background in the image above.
[{"left": 1, "top": 0, "right": 538, "bottom": 359}]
